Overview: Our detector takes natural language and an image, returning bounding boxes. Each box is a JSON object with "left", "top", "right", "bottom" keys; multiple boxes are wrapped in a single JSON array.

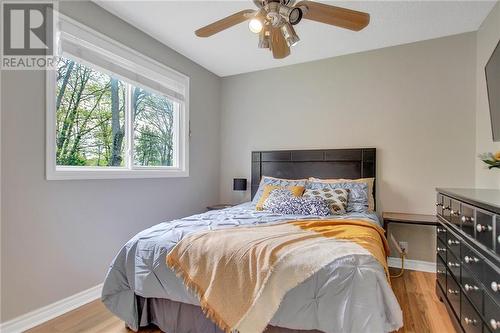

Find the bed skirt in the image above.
[{"left": 135, "top": 296, "right": 323, "bottom": 333}]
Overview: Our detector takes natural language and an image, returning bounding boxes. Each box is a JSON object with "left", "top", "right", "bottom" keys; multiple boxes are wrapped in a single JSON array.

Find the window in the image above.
[
  {"left": 47, "top": 15, "right": 189, "bottom": 180},
  {"left": 56, "top": 57, "right": 127, "bottom": 167},
  {"left": 132, "top": 88, "right": 178, "bottom": 167}
]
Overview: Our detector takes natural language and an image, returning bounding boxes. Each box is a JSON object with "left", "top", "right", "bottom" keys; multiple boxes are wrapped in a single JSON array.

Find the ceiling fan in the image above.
[{"left": 195, "top": 0, "right": 370, "bottom": 59}]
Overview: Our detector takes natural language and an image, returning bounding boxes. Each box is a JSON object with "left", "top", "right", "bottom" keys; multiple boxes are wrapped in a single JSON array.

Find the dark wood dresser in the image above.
[{"left": 436, "top": 188, "right": 500, "bottom": 333}]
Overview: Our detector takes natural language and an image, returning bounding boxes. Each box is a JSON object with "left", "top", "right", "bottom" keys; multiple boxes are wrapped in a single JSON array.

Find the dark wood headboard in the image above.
[{"left": 251, "top": 148, "right": 376, "bottom": 203}]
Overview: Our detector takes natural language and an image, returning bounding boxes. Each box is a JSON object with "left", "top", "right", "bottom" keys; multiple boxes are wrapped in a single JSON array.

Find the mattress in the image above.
[{"left": 102, "top": 202, "right": 403, "bottom": 332}]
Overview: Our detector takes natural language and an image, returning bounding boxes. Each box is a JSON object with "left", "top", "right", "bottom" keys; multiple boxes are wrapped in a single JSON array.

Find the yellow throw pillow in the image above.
[
  {"left": 255, "top": 185, "right": 305, "bottom": 211},
  {"left": 308, "top": 177, "right": 375, "bottom": 211}
]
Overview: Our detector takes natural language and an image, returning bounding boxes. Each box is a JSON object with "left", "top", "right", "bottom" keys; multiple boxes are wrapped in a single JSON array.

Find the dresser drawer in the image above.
[
  {"left": 437, "top": 193, "right": 444, "bottom": 216},
  {"left": 437, "top": 237, "right": 447, "bottom": 263},
  {"left": 448, "top": 250, "right": 462, "bottom": 281},
  {"left": 437, "top": 224, "right": 448, "bottom": 244},
  {"left": 448, "top": 230, "right": 461, "bottom": 260},
  {"left": 443, "top": 196, "right": 452, "bottom": 222},
  {"left": 462, "top": 242, "right": 485, "bottom": 281},
  {"left": 485, "top": 264, "right": 500, "bottom": 305},
  {"left": 496, "top": 217, "right": 500, "bottom": 256},
  {"left": 476, "top": 210, "right": 495, "bottom": 250},
  {"left": 447, "top": 273, "right": 461, "bottom": 317},
  {"left": 437, "top": 255, "right": 447, "bottom": 292},
  {"left": 485, "top": 293, "right": 500, "bottom": 332},
  {"left": 461, "top": 204, "right": 475, "bottom": 238},
  {"left": 451, "top": 199, "right": 462, "bottom": 227},
  {"left": 462, "top": 265, "right": 483, "bottom": 313},
  {"left": 461, "top": 293, "right": 483, "bottom": 333}
]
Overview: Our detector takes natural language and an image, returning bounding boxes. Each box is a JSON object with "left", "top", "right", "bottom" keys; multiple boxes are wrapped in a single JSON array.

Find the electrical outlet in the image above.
[{"left": 398, "top": 241, "right": 408, "bottom": 254}]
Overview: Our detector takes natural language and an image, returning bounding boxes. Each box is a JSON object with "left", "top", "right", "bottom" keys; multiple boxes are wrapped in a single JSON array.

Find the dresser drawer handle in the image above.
[
  {"left": 436, "top": 203, "right": 443, "bottom": 207},
  {"left": 448, "top": 239, "right": 459, "bottom": 246},
  {"left": 448, "top": 261, "right": 460, "bottom": 268},
  {"left": 448, "top": 288, "right": 459, "bottom": 295},
  {"left": 450, "top": 209, "right": 460, "bottom": 216},
  {"left": 476, "top": 224, "right": 492, "bottom": 232},
  {"left": 437, "top": 247, "right": 446, "bottom": 253},
  {"left": 443, "top": 206, "right": 450, "bottom": 211},
  {"left": 461, "top": 216, "right": 474, "bottom": 223},
  {"left": 464, "top": 317, "right": 478, "bottom": 326},
  {"left": 491, "top": 319, "right": 500, "bottom": 330},
  {"left": 464, "top": 284, "right": 479, "bottom": 292},
  {"left": 464, "top": 256, "right": 480, "bottom": 264},
  {"left": 437, "top": 227, "right": 446, "bottom": 233},
  {"left": 437, "top": 269, "right": 445, "bottom": 274},
  {"left": 492, "top": 281, "right": 499, "bottom": 292}
]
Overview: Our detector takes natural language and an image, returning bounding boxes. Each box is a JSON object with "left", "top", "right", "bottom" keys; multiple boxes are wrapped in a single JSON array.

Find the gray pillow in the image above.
[{"left": 262, "top": 189, "right": 331, "bottom": 216}]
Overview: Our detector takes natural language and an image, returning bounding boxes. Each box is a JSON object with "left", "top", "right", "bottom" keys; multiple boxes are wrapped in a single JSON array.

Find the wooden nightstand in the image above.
[
  {"left": 206, "top": 204, "right": 234, "bottom": 211},
  {"left": 382, "top": 212, "right": 438, "bottom": 234}
]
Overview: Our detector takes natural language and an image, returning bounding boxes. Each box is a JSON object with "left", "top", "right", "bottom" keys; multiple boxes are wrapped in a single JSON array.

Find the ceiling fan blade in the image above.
[
  {"left": 296, "top": 1, "right": 370, "bottom": 31},
  {"left": 270, "top": 27, "right": 290, "bottom": 59},
  {"left": 195, "top": 9, "right": 256, "bottom": 37}
]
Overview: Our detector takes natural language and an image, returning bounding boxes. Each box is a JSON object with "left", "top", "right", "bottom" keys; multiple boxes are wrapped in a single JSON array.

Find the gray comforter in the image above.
[{"left": 102, "top": 203, "right": 403, "bottom": 333}]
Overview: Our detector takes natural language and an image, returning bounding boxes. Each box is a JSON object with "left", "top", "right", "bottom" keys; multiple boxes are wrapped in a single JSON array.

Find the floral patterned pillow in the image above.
[
  {"left": 252, "top": 176, "right": 307, "bottom": 205},
  {"left": 306, "top": 182, "right": 368, "bottom": 213},
  {"left": 302, "top": 187, "right": 350, "bottom": 215},
  {"left": 262, "top": 189, "right": 331, "bottom": 216}
]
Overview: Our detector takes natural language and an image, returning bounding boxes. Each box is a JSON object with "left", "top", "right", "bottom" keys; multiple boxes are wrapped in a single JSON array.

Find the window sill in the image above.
[{"left": 46, "top": 167, "right": 189, "bottom": 180}]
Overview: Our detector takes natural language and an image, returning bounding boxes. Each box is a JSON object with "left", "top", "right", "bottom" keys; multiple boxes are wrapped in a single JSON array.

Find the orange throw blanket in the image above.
[{"left": 167, "top": 219, "right": 389, "bottom": 333}]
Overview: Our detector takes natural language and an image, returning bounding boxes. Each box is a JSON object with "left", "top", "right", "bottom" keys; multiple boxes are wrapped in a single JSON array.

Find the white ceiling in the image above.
[{"left": 95, "top": 0, "right": 497, "bottom": 77}]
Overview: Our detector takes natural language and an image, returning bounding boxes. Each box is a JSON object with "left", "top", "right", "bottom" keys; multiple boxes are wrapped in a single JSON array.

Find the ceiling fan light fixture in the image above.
[
  {"left": 279, "top": 5, "right": 302, "bottom": 25},
  {"left": 248, "top": 18, "right": 263, "bottom": 33},
  {"left": 289, "top": 7, "right": 303, "bottom": 25},
  {"left": 258, "top": 33, "right": 270, "bottom": 49},
  {"left": 281, "top": 23, "right": 300, "bottom": 47}
]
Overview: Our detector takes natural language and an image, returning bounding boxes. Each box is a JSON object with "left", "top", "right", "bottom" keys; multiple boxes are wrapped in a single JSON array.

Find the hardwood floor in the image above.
[
  {"left": 390, "top": 269, "right": 454, "bottom": 333},
  {"left": 27, "top": 269, "right": 454, "bottom": 333}
]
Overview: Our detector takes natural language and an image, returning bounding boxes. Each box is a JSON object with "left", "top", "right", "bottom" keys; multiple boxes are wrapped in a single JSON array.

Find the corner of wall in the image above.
[{"left": 475, "top": 1, "right": 500, "bottom": 189}]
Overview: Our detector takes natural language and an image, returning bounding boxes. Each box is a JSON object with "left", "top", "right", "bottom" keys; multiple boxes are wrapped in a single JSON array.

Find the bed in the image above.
[{"left": 102, "top": 148, "right": 403, "bottom": 333}]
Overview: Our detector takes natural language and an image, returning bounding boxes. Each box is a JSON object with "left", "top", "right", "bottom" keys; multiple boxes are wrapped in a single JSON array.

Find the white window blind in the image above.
[{"left": 58, "top": 17, "right": 187, "bottom": 103}]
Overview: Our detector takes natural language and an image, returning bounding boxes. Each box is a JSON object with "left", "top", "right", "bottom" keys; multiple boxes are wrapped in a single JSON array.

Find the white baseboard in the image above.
[
  {"left": 0, "top": 283, "right": 103, "bottom": 333},
  {"left": 388, "top": 257, "right": 436, "bottom": 273}
]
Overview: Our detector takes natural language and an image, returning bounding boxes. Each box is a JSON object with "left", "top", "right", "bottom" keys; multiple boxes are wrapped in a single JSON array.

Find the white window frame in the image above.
[{"left": 46, "top": 14, "right": 190, "bottom": 180}]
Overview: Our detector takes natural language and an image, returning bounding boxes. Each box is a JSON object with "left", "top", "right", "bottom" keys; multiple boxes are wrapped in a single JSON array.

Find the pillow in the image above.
[
  {"left": 252, "top": 176, "right": 307, "bottom": 204},
  {"left": 302, "top": 187, "right": 350, "bottom": 215},
  {"left": 255, "top": 184, "right": 305, "bottom": 211},
  {"left": 263, "top": 189, "right": 331, "bottom": 216},
  {"left": 309, "top": 177, "right": 375, "bottom": 211},
  {"left": 306, "top": 181, "right": 369, "bottom": 213}
]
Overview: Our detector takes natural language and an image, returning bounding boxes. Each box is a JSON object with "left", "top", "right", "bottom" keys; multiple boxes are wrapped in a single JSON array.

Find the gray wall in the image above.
[
  {"left": 219, "top": 33, "right": 478, "bottom": 262},
  {"left": 0, "top": 1, "right": 221, "bottom": 321}
]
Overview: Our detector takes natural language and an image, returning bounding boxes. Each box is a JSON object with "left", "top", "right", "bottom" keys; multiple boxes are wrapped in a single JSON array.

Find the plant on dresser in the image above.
[
  {"left": 436, "top": 188, "right": 500, "bottom": 333},
  {"left": 479, "top": 152, "right": 500, "bottom": 170}
]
